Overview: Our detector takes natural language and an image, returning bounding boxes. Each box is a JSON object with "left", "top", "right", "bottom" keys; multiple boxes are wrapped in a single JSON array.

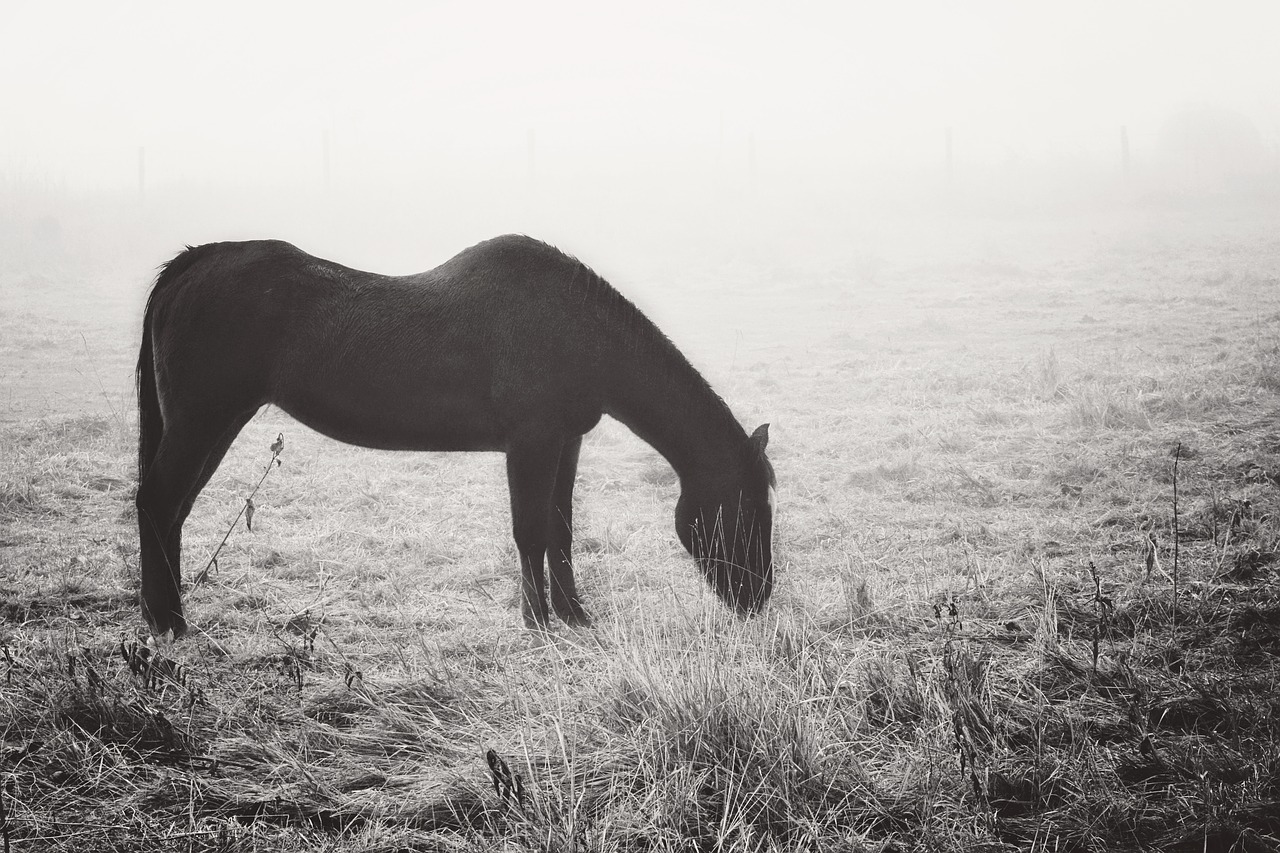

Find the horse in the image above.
[{"left": 135, "top": 235, "right": 776, "bottom": 637}]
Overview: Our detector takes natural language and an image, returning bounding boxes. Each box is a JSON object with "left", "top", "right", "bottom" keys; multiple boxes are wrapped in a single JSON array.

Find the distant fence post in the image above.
[
  {"left": 527, "top": 128, "right": 536, "bottom": 188},
  {"left": 944, "top": 127, "right": 954, "bottom": 186},
  {"left": 322, "top": 129, "right": 331, "bottom": 190},
  {"left": 718, "top": 112, "right": 725, "bottom": 167}
]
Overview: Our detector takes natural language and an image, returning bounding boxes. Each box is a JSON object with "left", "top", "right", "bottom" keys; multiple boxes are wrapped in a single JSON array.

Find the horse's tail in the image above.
[
  {"left": 137, "top": 283, "right": 163, "bottom": 483},
  {"left": 137, "top": 245, "right": 206, "bottom": 481}
]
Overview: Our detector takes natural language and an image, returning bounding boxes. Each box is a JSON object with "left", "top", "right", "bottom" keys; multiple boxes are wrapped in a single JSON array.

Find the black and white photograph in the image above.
[{"left": 2, "top": 2, "right": 1279, "bottom": 849}]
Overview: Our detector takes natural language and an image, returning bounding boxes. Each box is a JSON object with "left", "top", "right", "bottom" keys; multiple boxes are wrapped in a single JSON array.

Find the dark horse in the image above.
[{"left": 136, "top": 235, "right": 775, "bottom": 637}]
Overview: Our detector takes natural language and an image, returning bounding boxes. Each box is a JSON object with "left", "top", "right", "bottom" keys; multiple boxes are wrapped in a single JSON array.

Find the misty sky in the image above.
[{"left": 2, "top": 1, "right": 1277, "bottom": 192}]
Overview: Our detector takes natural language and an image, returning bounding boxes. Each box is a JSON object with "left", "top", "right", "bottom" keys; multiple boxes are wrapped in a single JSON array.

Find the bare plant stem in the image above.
[
  {"left": 80, "top": 332, "right": 124, "bottom": 433},
  {"left": 1, "top": 768, "right": 10, "bottom": 853},
  {"left": 1172, "top": 443, "right": 1181, "bottom": 628},
  {"left": 193, "top": 433, "right": 284, "bottom": 588}
]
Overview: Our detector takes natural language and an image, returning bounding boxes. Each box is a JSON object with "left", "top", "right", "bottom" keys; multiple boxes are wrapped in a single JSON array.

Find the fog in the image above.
[{"left": 0, "top": 0, "right": 1276, "bottom": 288}]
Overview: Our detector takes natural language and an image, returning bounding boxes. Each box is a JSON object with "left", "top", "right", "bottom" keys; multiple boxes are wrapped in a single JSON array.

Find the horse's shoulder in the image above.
[
  {"left": 479, "top": 233, "right": 556, "bottom": 252},
  {"left": 426, "top": 235, "right": 579, "bottom": 298},
  {"left": 468, "top": 234, "right": 575, "bottom": 268}
]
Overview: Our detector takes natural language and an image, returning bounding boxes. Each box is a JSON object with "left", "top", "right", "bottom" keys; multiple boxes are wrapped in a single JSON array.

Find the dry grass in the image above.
[{"left": 4, "top": 203, "right": 1280, "bottom": 850}]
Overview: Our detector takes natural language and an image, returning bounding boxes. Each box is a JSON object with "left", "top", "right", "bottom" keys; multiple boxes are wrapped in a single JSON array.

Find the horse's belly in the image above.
[{"left": 278, "top": 390, "right": 506, "bottom": 452}]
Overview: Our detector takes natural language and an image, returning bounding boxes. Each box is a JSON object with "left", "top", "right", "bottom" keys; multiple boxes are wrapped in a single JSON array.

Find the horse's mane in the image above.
[{"left": 561, "top": 247, "right": 740, "bottom": 434}]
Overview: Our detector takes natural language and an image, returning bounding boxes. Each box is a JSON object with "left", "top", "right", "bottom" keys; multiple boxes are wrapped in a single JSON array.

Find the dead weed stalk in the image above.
[{"left": 191, "top": 433, "right": 285, "bottom": 590}]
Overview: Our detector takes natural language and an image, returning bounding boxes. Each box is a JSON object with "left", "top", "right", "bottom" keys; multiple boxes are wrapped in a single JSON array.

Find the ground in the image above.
[{"left": 2, "top": 199, "right": 1280, "bottom": 851}]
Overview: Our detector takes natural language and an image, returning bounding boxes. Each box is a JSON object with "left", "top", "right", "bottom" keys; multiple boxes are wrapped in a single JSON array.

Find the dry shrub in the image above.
[{"left": 595, "top": 623, "right": 909, "bottom": 850}]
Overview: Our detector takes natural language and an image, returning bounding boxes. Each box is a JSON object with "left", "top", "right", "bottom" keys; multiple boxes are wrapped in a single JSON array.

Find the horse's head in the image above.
[{"left": 676, "top": 423, "right": 776, "bottom": 615}]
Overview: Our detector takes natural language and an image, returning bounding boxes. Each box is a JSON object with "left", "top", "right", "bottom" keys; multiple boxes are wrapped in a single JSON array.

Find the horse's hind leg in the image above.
[
  {"left": 177, "top": 412, "right": 255, "bottom": 525},
  {"left": 137, "top": 412, "right": 250, "bottom": 637},
  {"left": 505, "top": 433, "right": 564, "bottom": 628},
  {"left": 547, "top": 435, "right": 590, "bottom": 626}
]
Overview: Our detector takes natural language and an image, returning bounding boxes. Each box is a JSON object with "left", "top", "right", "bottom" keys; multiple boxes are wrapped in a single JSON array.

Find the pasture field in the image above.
[{"left": 3, "top": 202, "right": 1280, "bottom": 851}]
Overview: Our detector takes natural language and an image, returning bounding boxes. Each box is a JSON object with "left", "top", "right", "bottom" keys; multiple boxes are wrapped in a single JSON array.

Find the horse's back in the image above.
[
  {"left": 155, "top": 234, "right": 586, "bottom": 311},
  {"left": 146, "top": 236, "right": 607, "bottom": 449}
]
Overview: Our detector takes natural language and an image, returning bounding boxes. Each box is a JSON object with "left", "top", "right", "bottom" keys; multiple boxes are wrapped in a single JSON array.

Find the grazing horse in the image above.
[{"left": 136, "top": 236, "right": 776, "bottom": 637}]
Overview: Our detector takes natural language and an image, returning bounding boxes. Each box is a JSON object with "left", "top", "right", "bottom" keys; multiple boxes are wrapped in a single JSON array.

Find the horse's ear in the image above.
[{"left": 747, "top": 423, "right": 770, "bottom": 460}]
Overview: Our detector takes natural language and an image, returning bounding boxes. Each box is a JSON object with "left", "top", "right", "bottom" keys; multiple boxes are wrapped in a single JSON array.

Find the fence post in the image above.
[
  {"left": 322, "top": 129, "right": 331, "bottom": 190},
  {"left": 945, "top": 127, "right": 954, "bottom": 186},
  {"left": 527, "top": 127, "right": 536, "bottom": 188}
]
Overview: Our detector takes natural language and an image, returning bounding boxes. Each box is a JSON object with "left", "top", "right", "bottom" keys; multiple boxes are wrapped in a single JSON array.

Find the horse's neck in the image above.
[{"left": 603, "top": 348, "right": 743, "bottom": 487}]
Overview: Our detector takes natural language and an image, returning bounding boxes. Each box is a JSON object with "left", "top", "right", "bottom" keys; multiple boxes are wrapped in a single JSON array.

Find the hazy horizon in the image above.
[
  {"left": 4, "top": 1, "right": 1277, "bottom": 188},
  {"left": 2, "top": 1, "right": 1278, "bottom": 279}
]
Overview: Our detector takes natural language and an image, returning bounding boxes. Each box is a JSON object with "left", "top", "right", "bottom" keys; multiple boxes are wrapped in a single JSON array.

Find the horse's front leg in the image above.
[
  {"left": 547, "top": 435, "right": 590, "bottom": 626},
  {"left": 505, "top": 433, "right": 564, "bottom": 628}
]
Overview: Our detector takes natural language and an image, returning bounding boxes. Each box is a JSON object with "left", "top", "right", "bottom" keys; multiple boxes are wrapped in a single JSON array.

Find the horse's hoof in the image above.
[
  {"left": 562, "top": 611, "right": 593, "bottom": 629},
  {"left": 147, "top": 616, "right": 188, "bottom": 642},
  {"left": 522, "top": 612, "right": 552, "bottom": 631},
  {"left": 551, "top": 598, "right": 592, "bottom": 627}
]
